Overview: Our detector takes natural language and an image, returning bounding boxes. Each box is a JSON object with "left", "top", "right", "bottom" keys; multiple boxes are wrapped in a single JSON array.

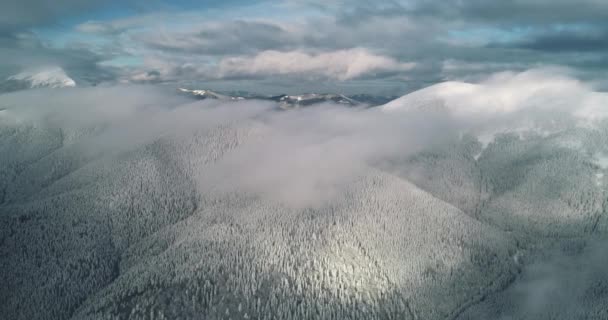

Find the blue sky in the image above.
[{"left": 2, "top": 0, "right": 608, "bottom": 94}]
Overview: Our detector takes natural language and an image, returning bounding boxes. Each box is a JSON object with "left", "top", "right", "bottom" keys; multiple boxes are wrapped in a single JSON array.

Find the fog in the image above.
[
  {"left": 4, "top": 69, "right": 606, "bottom": 208},
  {"left": 1, "top": 84, "right": 460, "bottom": 208}
]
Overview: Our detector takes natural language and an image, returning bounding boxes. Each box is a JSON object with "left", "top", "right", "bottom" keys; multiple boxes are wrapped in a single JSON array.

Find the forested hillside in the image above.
[{"left": 2, "top": 74, "right": 608, "bottom": 319}]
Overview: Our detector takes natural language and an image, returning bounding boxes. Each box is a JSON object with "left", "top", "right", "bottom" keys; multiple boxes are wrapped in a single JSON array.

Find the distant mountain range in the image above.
[
  {"left": 0, "top": 69, "right": 397, "bottom": 109},
  {"left": 178, "top": 88, "right": 397, "bottom": 108}
]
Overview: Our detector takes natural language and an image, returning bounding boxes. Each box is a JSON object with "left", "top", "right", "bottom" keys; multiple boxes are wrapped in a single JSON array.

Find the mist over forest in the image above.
[
  {"left": 2, "top": 1, "right": 608, "bottom": 319},
  {"left": 1, "top": 69, "right": 608, "bottom": 319}
]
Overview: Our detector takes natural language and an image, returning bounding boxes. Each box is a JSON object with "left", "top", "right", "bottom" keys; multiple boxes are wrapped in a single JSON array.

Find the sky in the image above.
[{"left": 2, "top": 0, "right": 608, "bottom": 94}]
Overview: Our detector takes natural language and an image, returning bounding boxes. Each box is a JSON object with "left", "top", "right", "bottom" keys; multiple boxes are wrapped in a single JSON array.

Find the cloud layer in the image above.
[
  {"left": 2, "top": 1, "right": 608, "bottom": 92},
  {"left": 217, "top": 49, "right": 415, "bottom": 81}
]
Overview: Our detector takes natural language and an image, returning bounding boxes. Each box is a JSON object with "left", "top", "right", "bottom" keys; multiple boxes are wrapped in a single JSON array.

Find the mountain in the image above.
[
  {"left": 270, "top": 93, "right": 360, "bottom": 109},
  {"left": 178, "top": 88, "right": 389, "bottom": 109},
  {"left": 178, "top": 88, "right": 245, "bottom": 101},
  {"left": 0, "top": 67, "right": 76, "bottom": 93},
  {"left": 349, "top": 93, "right": 398, "bottom": 106},
  {"left": 382, "top": 81, "right": 478, "bottom": 114},
  {"left": 0, "top": 101, "right": 517, "bottom": 320},
  {"left": 2, "top": 75, "right": 608, "bottom": 320}
]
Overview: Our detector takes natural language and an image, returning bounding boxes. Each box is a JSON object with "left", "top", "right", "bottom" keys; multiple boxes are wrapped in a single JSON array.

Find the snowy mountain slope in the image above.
[
  {"left": 382, "top": 81, "right": 478, "bottom": 114},
  {"left": 382, "top": 70, "right": 608, "bottom": 136},
  {"left": 178, "top": 88, "right": 244, "bottom": 101},
  {"left": 374, "top": 75, "right": 608, "bottom": 319},
  {"left": 388, "top": 128, "right": 608, "bottom": 239},
  {"left": 477, "top": 131, "right": 607, "bottom": 238},
  {"left": 70, "top": 169, "right": 516, "bottom": 320},
  {"left": 385, "top": 134, "right": 486, "bottom": 216},
  {"left": 1, "top": 67, "right": 76, "bottom": 93},
  {"left": 456, "top": 237, "right": 608, "bottom": 320},
  {"left": 2, "top": 70, "right": 608, "bottom": 320},
  {"left": 380, "top": 73, "right": 608, "bottom": 239},
  {"left": 0, "top": 92, "right": 517, "bottom": 320},
  {"left": 0, "top": 125, "right": 254, "bottom": 320}
]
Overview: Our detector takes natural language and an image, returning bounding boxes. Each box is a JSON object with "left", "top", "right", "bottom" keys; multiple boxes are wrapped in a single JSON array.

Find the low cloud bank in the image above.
[
  {"left": 218, "top": 48, "right": 416, "bottom": 81},
  {"left": 2, "top": 68, "right": 608, "bottom": 207},
  {"left": 0, "top": 84, "right": 455, "bottom": 208}
]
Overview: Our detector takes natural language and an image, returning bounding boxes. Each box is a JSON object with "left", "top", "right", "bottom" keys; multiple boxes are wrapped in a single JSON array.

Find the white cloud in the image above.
[
  {"left": 0, "top": 83, "right": 450, "bottom": 209},
  {"left": 217, "top": 48, "right": 416, "bottom": 80},
  {"left": 440, "top": 59, "right": 529, "bottom": 81}
]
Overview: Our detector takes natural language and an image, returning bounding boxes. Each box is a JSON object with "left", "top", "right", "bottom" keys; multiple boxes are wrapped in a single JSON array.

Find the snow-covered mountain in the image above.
[
  {"left": 1, "top": 67, "right": 76, "bottom": 93},
  {"left": 383, "top": 70, "right": 607, "bottom": 122},
  {"left": 272, "top": 93, "right": 359, "bottom": 109},
  {"left": 178, "top": 88, "right": 245, "bottom": 101},
  {"left": 178, "top": 88, "right": 367, "bottom": 109},
  {"left": 2, "top": 70, "right": 608, "bottom": 320}
]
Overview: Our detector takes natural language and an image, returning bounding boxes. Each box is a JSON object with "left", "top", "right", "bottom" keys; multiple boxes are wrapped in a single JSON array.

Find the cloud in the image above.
[
  {"left": 0, "top": 82, "right": 452, "bottom": 208},
  {"left": 124, "top": 57, "right": 215, "bottom": 83},
  {"left": 126, "top": 48, "right": 416, "bottom": 83},
  {"left": 0, "top": 32, "right": 119, "bottom": 85},
  {"left": 473, "top": 1, "right": 608, "bottom": 24},
  {"left": 341, "top": 0, "right": 608, "bottom": 25},
  {"left": 139, "top": 20, "right": 297, "bottom": 55},
  {"left": 217, "top": 48, "right": 416, "bottom": 81},
  {"left": 0, "top": 0, "right": 107, "bottom": 31},
  {"left": 497, "top": 29, "right": 608, "bottom": 53},
  {"left": 13, "top": 0, "right": 595, "bottom": 89},
  {"left": 5, "top": 1, "right": 608, "bottom": 92},
  {"left": 76, "top": 19, "right": 139, "bottom": 36},
  {"left": 4, "top": 68, "right": 608, "bottom": 208},
  {"left": 1, "top": 0, "right": 265, "bottom": 32},
  {"left": 77, "top": 11, "right": 438, "bottom": 85},
  {"left": 441, "top": 59, "right": 529, "bottom": 81},
  {"left": 132, "top": 14, "right": 433, "bottom": 57},
  {"left": 382, "top": 68, "right": 608, "bottom": 149},
  {"left": 197, "top": 104, "right": 455, "bottom": 207}
]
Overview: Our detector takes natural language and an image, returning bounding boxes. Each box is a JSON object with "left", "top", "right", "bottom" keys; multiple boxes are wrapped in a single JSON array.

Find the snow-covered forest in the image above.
[{"left": 1, "top": 70, "right": 608, "bottom": 320}]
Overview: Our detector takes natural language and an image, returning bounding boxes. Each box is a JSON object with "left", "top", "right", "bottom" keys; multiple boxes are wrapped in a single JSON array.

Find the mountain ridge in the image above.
[{"left": 177, "top": 87, "right": 395, "bottom": 108}]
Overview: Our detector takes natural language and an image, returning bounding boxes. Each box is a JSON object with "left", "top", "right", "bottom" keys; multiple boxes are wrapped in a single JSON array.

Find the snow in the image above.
[
  {"left": 382, "top": 69, "right": 608, "bottom": 125},
  {"left": 3, "top": 71, "right": 608, "bottom": 319},
  {"left": 593, "top": 152, "right": 608, "bottom": 169},
  {"left": 7, "top": 67, "right": 76, "bottom": 89},
  {"left": 595, "top": 172, "right": 604, "bottom": 187}
]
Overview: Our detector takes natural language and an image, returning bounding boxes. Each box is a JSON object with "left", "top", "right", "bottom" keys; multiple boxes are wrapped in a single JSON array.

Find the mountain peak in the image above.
[
  {"left": 7, "top": 67, "right": 76, "bottom": 89},
  {"left": 178, "top": 88, "right": 245, "bottom": 101}
]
